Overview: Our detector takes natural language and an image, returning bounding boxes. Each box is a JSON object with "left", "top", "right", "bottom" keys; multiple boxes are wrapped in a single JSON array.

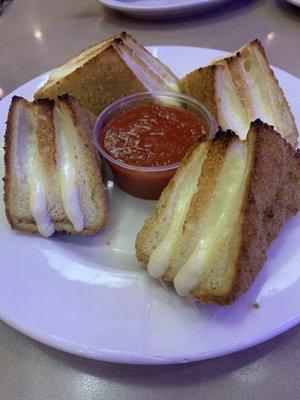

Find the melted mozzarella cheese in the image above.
[
  {"left": 147, "top": 144, "right": 209, "bottom": 279},
  {"left": 242, "top": 50, "right": 279, "bottom": 132},
  {"left": 174, "top": 141, "right": 248, "bottom": 296},
  {"left": 27, "top": 133, "right": 55, "bottom": 237},
  {"left": 54, "top": 108, "right": 84, "bottom": 232},
  {"left": 216, "top": 66, "right": 250, "bottom": 140},
  {"left": 15, "top": 105, "right": 54, "bottom": 237}
]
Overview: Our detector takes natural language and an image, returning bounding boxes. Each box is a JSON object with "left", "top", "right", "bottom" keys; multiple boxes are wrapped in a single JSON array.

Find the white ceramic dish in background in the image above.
[
  {"left": 99, "top": 0, "right": 231, "bottom": 19},
  {"left": 0, "top": 46, "right": 300, "bottom": 365},
  {"left": 286, "top": 0, "right": 300, "bottom": 7}
]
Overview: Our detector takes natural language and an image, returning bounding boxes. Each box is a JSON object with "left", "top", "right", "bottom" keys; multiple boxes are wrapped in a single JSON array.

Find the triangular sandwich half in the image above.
[
  {"left": 179, "top": 40, "right": 298, "bottom": 148},
  {"left": 4, "top": 94, "right": 107, "bottom": 237},
  {"left": 34, "top": 32, "right": 179, "bottom": 115},
  {"left": 136, "top": 120, "right": 300, "bottom": 304}
]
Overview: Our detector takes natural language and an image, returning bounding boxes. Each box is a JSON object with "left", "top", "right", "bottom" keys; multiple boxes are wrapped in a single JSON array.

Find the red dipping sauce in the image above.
[
  {"left": 101, "top": 105, "right": 206, "bottom": 168},
  {"left": 94, "top": 92, "right": 216, "bottom": 200}
]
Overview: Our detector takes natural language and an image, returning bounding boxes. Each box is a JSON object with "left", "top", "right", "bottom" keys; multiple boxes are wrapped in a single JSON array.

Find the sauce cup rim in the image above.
[{"left": 93, "top": 91, "right": 217, "bottom": 173}]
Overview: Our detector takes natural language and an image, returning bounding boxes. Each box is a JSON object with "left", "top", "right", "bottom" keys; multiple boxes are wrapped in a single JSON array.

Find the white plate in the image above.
[
  {"left": 99, "top": 0, "right": 231, "bottom": 19},
  {"left": 1, "top": 46, "right": 300, "bottom": 365},
  {"left": 286, "top": 0, "right": 300, "bottom": 7}
]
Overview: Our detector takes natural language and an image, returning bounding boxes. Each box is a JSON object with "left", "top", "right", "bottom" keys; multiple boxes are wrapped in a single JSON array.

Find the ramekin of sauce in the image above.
[{"left": 93, "top": 92, "right": 216, "bottom": 200}]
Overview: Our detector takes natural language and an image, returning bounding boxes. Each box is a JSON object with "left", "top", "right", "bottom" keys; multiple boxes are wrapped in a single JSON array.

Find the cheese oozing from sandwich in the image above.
[
  {"left": 240, "top": 51, "right": 278, "bottom": 131},
  {"left": 54, "top": 107, "right": 84, "bottom": 232},
  {"left": 15, "top": 105, "right": 54, "bottom": 237},
  {"left": 216, "top": 65, "right": 249, "bottom": 140},
  {"left": 27, "top": 130, "right": 55, "bottom": 237},
  {"left": 147, "top": 143, "right": 209, "bottom": 279},
  {"left": 174, "top": 141, "right": 248, "bottom": 296}
]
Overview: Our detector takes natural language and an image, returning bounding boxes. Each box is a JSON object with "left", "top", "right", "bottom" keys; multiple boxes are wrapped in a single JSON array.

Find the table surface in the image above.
[{"left": 1, "top": 0, "right": 300, "bottom": 399}]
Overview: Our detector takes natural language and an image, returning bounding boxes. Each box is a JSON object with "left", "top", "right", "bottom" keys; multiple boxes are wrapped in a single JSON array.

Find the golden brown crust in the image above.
[
  {"left": 4, "top": 96, "right": 37, "bottom": 230},
  {"left": 179, "top": 65, "right": 219, "bottom": 124},
  {"left": 4, "top": 96, "right": 76, "bottom": 235},
  {"left": 34, "top": 44, "right": 146, "bottom": 115},
  {"left": 7, "top": 219, "right": 103, "bottom": 236},
  {"left": 135, "top": 143, "right": 202, "bottom": 264},
  {"left": 33, "top": 99, "right": 56, "bottom": 180},
  {"left": 136, "top": 119, "right": 300, "bottom": 305},
  {"left": 195, "top": 120, "right": 300, "bottom": 305},
  {"left": 163, "top": 131, "right": 237, "bottom": 282},
  {"left": 186, "top": 131, "right": 236, "bottom": 222},
  {"left": 227, "top": 40, "right": 298, "bottom": 148},
  {"left": 3, "top": 96, "right": 20, "bottom": 230},
  {"left": 4, "top": 94, "right": 107, "bottom": 236},
  {"left": 180, "top": 39, "right": 298, "bottom": 148},
  {"left": 57, "top": 94, "right": 108, "bottom": 232},
  {"left": 33, "top": 98, "right": 69, "bottom": 225},
  {"left": 229, "top": 120, "right": 300, "bottom": 303}
]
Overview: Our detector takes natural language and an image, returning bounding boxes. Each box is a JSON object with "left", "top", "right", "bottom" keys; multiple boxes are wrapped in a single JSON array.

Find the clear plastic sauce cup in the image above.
[{"left": 93, "top": 91, "right": 217, "bottom": 200}]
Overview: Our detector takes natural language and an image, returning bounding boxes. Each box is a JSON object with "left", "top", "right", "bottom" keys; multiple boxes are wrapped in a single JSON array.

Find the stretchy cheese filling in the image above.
[
  {"left": 147, "top": 143, "right": 209, "bottom": 279},
  {"left": 54, "top": 107, "right": 84, "bottom": 232},
  {"left": 216, "top": 66, "right": 250, "bottom": 140},
  {"left": 15, "top": 105, "right": 54, "bottom": 237},
  {"left": 241, "top": 49, "right": 279, "bottom": 132},
  {"left": 174, "top": 140, "right": 248, "bottom": 296}
]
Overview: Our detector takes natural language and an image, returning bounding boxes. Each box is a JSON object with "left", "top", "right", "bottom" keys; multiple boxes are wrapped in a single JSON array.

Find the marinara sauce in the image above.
[
  {"left": 98, "top": 104, "right": 207, "bottom": 200},
  {"left": 101, "top": 105, "right": 206, "bottom": 168}
]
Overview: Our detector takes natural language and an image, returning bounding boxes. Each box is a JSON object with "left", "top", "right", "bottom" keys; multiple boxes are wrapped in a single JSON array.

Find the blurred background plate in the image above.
[
  {"left": 286, "top": 0, "right": 300, "bottom": 7},
  {"left": 99, "top": 0, "right": 231, "bottom": 19}
]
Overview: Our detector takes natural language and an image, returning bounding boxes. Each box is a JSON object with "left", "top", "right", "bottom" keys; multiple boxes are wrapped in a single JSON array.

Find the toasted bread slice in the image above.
[
  {"left": 136, "top": 120, "right": 300, "bottom": 304},
  {"left": 54, "top": 94, "right": 107, "bottom": 234},
  {"left": 4, "top": 96, "right": 60, "bottom": 236},
  {"left": 179, "top": 40, "right": 298, "bottom": 148},
  {"left": 4, "top": 95, "right": 107, "bottom": 237},
  {"left": 227, "top": 40, "right": 298, "bottom": 148},
  {"left": 188, "top": 121, "right": 300, "bottom": 304},
  {"left": 164, "top": 131, "right": 239, "bottom": 283},
  {"left": 34, "top": 32, "right": 179, "bottom": 115},
  {"left": 172, "top": 133, "right": 250, "bottom": 301},
  {"left": 179, "top": 62, "right": 250, "bottom": 139}
]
